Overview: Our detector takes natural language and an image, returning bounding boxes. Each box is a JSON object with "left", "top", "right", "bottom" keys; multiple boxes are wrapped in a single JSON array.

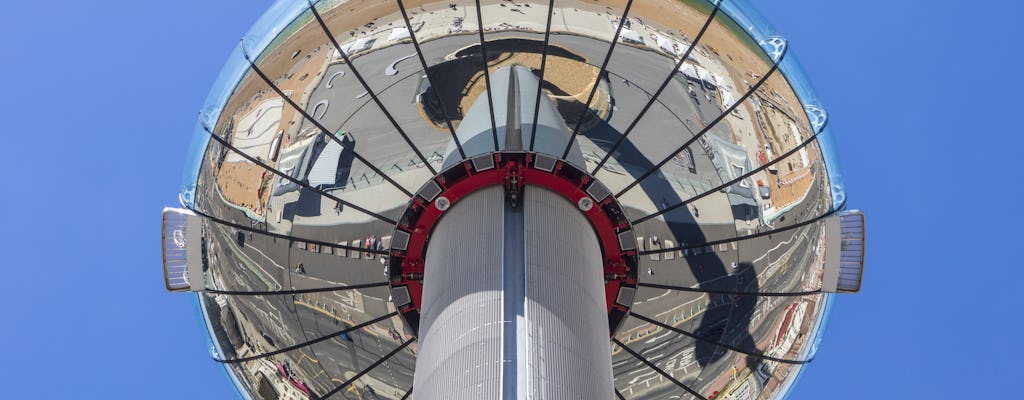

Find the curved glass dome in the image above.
[{"left": 168, "top": 1, "right": 864, "bottom": 399}]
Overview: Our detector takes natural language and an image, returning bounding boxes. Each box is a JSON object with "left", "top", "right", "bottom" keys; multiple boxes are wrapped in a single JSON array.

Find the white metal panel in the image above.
[
  {"left": 416, "top": 187, "right": 505, "bottom": 399},
  {"left": 525, "top": 187, "right": 614, "bottom": 399},
  {"left": 306, "top": 137, "right": 343, "bottom": 187},
  {"left": 441, "top": 66, "right": 585, "bottom": 170},
  {"left": 161, "top": 207, "right": 204, "bottom": 292},
  {"left": 823, "top": 210, "right": 866, "bottom": 293},
  {"left": 415, "top": 186, "right": 613, "bottom": 399}
]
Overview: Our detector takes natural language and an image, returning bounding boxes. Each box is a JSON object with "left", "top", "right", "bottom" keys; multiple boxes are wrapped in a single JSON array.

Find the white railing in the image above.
[
  {"left": 162, "top": 207, "right": 203, "bottom": 292},
  {"left": 822, "top": 209, "right": 866, "bottom": 293},
  {"left": 835, "top": 210, "right": 866, "bottom": 293}
]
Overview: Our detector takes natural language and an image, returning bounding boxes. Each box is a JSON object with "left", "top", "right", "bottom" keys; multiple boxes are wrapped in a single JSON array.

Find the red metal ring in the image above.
[{"left": 387, "top": 152, "right": 639, "bottom": 337}]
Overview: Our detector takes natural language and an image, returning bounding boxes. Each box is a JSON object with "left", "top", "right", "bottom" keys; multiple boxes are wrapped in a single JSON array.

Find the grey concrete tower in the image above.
[{"left": 413, "top": 66, "right": 614, "bottom": 399}]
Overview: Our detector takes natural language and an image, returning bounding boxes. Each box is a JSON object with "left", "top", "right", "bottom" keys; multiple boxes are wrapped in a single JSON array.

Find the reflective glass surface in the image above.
[{"left": 180, "top": 1, "right": 848, "bottom": 398}]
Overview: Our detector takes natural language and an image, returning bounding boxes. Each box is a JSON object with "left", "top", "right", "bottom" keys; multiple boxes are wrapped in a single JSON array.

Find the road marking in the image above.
[{"left": 216, "top": 225, "right": 279, "bottom": 290}]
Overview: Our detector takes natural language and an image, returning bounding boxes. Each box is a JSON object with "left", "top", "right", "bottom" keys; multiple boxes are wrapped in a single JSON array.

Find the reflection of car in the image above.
[
  {"left": 683, "top": 147, "right": 696, "bottom": 173},
  {"left": 757, "top": 150, "right": 778, "bottom": 174},
  {"left": 699, "top": 137, "right": 714, "bottom": 160},
  {"left": 757, "top": 180, "right": 771, "bottom": 199},
  {"left": 761, "top": 145, "right": 778, "bottom": 173}
]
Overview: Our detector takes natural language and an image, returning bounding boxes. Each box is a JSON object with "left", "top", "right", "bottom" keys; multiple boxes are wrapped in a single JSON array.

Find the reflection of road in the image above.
[
  {"left": 326, "top": 70, "right": 345, "bottom": 89},
  {"left": 227, "top": 98, "right": 283, "bottom": 163},
  {"left": 196, "top": 152, "right": 416, "bottom": 395},
  {"left": 275, "top": 34, "right": 752, "bottom": 396},
  {"left": 292, "top": 299, "right": 415, "bottom": 396},
  {"left": 195, "top": 9, "right": 833, "bottom": 398},
  {"left": 300, "top": 31, "right": 706, "bottom": 190},
  {"left": 616, "top": 231, "right": 823, "bottom": 398},
  {"left": 384, "top": 54, "right": 416, "bottom": 76},
  {"left": 211, "top": 223, "right": 280, "bottom": 290},
  {"left": 612, "top": 165, "right": 831, "bottom": 398}
]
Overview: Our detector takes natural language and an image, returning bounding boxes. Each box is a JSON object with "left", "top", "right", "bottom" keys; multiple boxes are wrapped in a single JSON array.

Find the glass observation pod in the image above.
[{"left": 165, "top": 1, "right": 867, "bottom": 399}]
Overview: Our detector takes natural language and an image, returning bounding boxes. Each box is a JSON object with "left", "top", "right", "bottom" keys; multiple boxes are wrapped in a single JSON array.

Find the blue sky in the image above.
[{"left": 0, "top": 1, "right": 1020, "bottom": 398}]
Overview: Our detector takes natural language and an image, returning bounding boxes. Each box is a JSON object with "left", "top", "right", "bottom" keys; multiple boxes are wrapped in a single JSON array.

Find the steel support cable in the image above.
[
  {"left": 560, "top": 0, "right": 635, "bottom": 159},
  {"left": 193, "top": 189, "right": 387, "bottom": 300},
  {"left": 637, "top": 206, "right": 841, "bottom": 313},
  {"left": 614, "top": 51, "right": 788, "bottom": 198},
  {"left": 637, "top": 282, "right": 821, "bottom": 298},
  {"left": 314, "top": 338, "right": 416, "bottom": 400},
  {"left": 199, "top": 124, "right": 398, "bottom": 225},
  {"left": 240, "top": 46, "right": 415, "bottom": 198},
  {"left": 611, "top": 338, "right": 709, "bottom": 400},
  {"left": 474, "top": 0, "right": 501, "bottom": 151},
  {"left": 285, "top": 263, "right": 342, "bottom": 389},
  {"left": 615, "top": 388, "right": 626, "bottom": 400},
  {"left": 632, "top": 120, "right": 818, "bottom": 227},
  {"left": 643, "top": 202, "right": 835, "bottom": 351},
  {"left": 628, "top": 312, "right": 813, "bottom": 364},
  {"left": 395, "top": 0, "right": 467, "bottom": 161},
  {"left": 631, "top": 204, "right": 837, "bottom": 324},
  {"left": 590, "top": 1, "right": 722, "bottom": 175},
  {"left": 638, "top": 201, "right": 840, "bottom": 256},
  {"left": 528, "top": 0, "right": 556, "bottom": 152},
  {"left": 400, "top": 386, "right": 413, "bottom": 400},
  {"left": 186, "top": 207, "right": 389, "bottom": 255},
  {"left": 214, "top": 311, "right": 398, "bottom": 363},
  {"left": 600, "top": 69, "right": 700, "bottom": 127},
  {"left": 306, "top": 1, "right": 437, "bottom": 176},
  {"left": 333, "top": 69, "right": 423, "bottom": 131},
  {"left": 206, "top": 282, "right": 390, "bottom": 296}
]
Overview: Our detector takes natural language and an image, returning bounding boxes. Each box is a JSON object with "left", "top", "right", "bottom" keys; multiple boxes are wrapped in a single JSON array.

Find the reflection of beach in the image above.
[
  {"left": 226, "top": 98, "right": 283, "bottom": 163},
  {"left": 442, "top": 49, "right": 602, "bottom": 122},
  {"left": 746, "top": 72, "right": 824, "bottom": 218},
  {"left": 215, "top": 162, "right": 272, "bottom": 216},
  {"left": 225, "top": 44, "right": 331, "bottom": 156},
  {"left": 216, "top": 0, "right": 453, "bottom": 133},
  {"left": 209, "top": 0, "right": 822, "bottom": 222},
  {"left": 755, "top": 80, "right": 820, "bottom": 168},
  {"left": 270, "top": 167, "right": 434, "bottom": 226},
  {"left": 758, "top": 103, "right": 820, "bottom": 214},
  {"left": 216, "top": 0, "right": 812, "bottom": 135},
  {"left": 759, "top": 160, "right": 818, "bottom": 227},
  {"left": 615, "top": 0, "right": 811, "bottom": 129},
  {"left": 768, "top": 168, "right": 814, "bottom": 212}
]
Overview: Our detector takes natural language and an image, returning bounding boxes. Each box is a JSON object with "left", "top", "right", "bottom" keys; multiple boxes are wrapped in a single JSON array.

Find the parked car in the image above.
[{"left": 757, "top": 180, "right": 771, "bottom": 199}]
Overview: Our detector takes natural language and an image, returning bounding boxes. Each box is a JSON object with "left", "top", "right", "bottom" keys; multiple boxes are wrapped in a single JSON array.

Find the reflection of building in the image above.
[
  {"left": 772, "top": 302, "right": 810, "bottom": 358},
  {"left": 162, "top": 1, "right": 867, "bottom": 399},
  {"left": 703, "top": 133, "right": 759, "bottom": 221},
  {"left": 252, "top": 360, "right": 311, "bottom": 400}
]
